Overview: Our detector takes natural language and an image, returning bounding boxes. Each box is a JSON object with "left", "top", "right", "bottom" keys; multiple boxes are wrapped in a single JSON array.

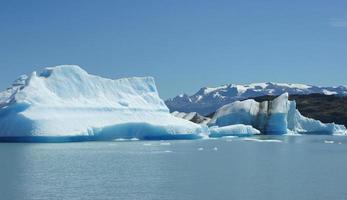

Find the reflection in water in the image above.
[
  {"left": 0, "top": 143, "right": 31, "bottom": 200},
  {"left": 0, "top": 136, "right": 347, "bottom": 200}
]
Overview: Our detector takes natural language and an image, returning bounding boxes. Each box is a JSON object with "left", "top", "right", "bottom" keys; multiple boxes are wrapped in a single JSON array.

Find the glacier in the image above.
[
  {"left": 209, "top": 93, "right": 347, "bottom": 135},
  {"left": 0, "top": 65, "right": 208, "bottom": 141}
]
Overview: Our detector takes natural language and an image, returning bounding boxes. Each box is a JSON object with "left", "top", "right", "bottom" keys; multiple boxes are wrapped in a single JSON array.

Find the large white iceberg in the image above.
[
  {"left": 0, "top": 65, "right": 208, "bottom": 141},
  {"left": 209, "top": 93, "right": 347, "bottom": 135}
]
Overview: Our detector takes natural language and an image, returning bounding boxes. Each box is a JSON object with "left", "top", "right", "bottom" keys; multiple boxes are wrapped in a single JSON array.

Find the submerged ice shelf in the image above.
[
  {"left": 0, "top": 65, "right": 208, "bottom": 141},
  {"left": 209, "top": 125, "right": 261, "bottom": 137}
]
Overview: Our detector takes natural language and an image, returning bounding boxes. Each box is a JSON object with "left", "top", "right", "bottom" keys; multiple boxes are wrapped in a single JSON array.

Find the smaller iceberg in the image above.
[
  {"left": 209, "top": 93, "right": 347, "bottom": 135},
  {"left": 209, "top": 124, "right": 261, "bottom": 138}
]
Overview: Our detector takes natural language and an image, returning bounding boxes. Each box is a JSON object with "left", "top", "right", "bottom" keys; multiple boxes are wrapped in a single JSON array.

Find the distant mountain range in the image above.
[{"left": 165, "top": 82, "right": 347, "bottom": 116}]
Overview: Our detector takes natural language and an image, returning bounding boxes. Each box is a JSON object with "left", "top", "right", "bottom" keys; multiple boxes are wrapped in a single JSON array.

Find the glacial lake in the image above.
[{"left": 1, "top": 135, "right": 347, "bottom": 200}]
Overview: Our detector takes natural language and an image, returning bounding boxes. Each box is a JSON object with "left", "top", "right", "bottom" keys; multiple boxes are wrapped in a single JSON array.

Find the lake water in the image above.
[{"left": 1, "top": 135, "right": 347, "bottom": 200}]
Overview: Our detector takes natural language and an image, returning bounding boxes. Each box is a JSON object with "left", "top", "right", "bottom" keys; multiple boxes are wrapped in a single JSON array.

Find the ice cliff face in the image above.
[
  {"left": 0, "top": 65, "right": 207, "bottom": 140},
  {"left": 166, "top": 82, "right": 347, "bottom": 116},
  {"left": 209, "top": 93, "right": 347, "bottom": 135}
]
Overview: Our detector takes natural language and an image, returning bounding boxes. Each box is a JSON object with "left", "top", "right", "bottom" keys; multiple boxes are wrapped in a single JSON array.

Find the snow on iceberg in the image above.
[
  {"left": 0, "top": 65, "right": 208, "bottom": 141},
  {"left": 209, "top": 124, "right": 260, "bottom": 138},
  {"left": 209, "top": 93, "right": 347, "bottom": 135}
]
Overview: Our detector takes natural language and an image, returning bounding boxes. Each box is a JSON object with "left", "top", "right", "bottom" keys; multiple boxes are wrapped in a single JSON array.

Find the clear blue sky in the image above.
[{"left": 1, "top": 0, "right": 347, "bottom": 99}]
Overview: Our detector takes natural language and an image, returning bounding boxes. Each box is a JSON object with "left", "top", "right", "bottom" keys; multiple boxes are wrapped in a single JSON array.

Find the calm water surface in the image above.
[{"left": 1, "top": 135, "right": 347, "bottom": 200}]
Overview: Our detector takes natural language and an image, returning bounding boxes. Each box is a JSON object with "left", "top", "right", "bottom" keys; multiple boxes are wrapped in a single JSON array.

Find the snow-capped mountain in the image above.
[{"left": 165, "top": 82, "right": 347, "bottom": 116}]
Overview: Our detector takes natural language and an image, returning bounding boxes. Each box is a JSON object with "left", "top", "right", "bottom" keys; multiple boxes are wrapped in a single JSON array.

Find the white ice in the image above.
[
  {"left": 209, "top": 93, "right": 347, "bottom": 135},
  {"left": 0, "top": 65, "right": 208, "bottom": 140},
  {"left": 209, "top": 124, "right": 260, "bottom": 138}
]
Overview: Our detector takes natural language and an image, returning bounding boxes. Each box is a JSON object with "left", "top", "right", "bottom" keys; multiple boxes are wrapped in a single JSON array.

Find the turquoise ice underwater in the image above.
[{"left": 1, "top": 135, "right": 347, "bottom": 200}]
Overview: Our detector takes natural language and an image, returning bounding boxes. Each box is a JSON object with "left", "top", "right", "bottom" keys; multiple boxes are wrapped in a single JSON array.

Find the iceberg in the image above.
[
  {"left": 209, "top": 124, "right": 260, "bottom": 138},
  {"left": 209, "top": 93, "right": 347, "bottom": 135},
  {"left": 0, "top": 65, "right": 208, "bottom": 141}
]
